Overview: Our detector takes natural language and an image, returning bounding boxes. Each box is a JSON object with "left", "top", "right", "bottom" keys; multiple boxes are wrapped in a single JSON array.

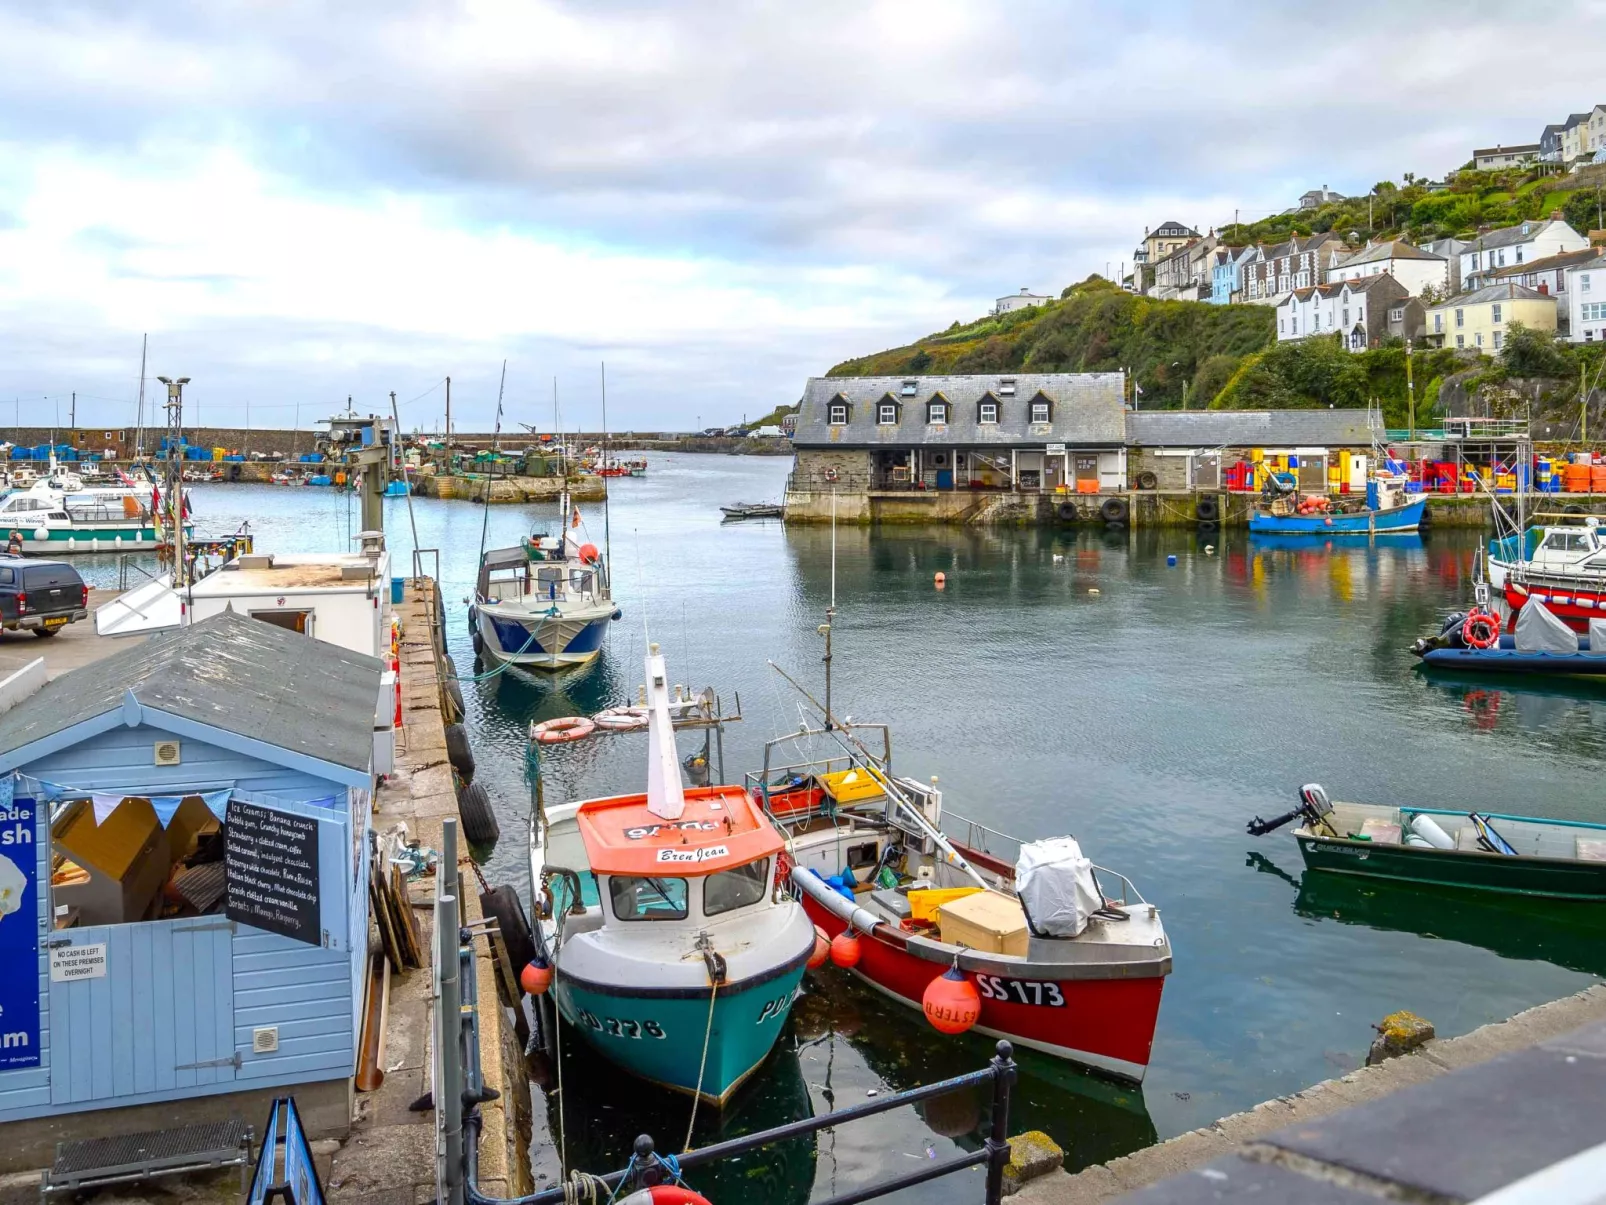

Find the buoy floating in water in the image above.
[
  {"left": 1166, "top": 555, "right": 1177, "bottom": 566},
  {"left": 1205, "top": 545, "right": 1216, "bottom": 555},
  {"left": 830, "top": 930, "right": 861, "bottom": 968},
  {"left": 1088, "top": 587, "right": 1100, "bottom": 595},
  {"left": 934, "top": 571, "right": 946, "bottom": 589},
  {"left": 923, "top": 966, "right": 981, "bottom": 1035}
]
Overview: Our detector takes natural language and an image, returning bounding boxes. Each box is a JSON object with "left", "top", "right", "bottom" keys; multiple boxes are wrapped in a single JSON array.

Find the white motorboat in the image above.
[{"left": 469, "top": 494, "right": 619, "bottom": 670}]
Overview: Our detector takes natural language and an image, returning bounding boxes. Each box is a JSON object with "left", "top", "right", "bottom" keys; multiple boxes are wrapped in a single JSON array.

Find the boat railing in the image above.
[{"left": 943, "top": 809, "right": 1146, "bottom": 905}]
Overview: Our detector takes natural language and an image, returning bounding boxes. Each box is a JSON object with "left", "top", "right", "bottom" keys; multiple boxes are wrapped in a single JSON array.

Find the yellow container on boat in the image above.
[
  {"left": 938, "top": 890, "right": 1030, "bottom": 956},
  {"left": 908, "top": 886, "right": 983, "bottom": 923},
  {"left": 819, "top": 768, "right": 886, "bottom": 804}
]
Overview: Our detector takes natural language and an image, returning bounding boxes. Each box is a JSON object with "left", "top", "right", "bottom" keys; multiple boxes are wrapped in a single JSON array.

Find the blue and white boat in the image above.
[
  {"left": 470, "top": 494, "right": 619, "bottom": 670},
  {"left": 1249, "top": 474, "right": 1425, "bottom": 535}
]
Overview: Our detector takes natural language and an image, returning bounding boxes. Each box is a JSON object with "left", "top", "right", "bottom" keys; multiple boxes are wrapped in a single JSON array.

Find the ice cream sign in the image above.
[{"left": 0, "top": 787, "right": 41, "bottom": 1071}]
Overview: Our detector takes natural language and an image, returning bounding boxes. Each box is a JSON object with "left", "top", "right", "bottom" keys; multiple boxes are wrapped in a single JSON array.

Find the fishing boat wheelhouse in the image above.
[{"left": 528, "top": 648, "right": 813, "bottom": 1104}]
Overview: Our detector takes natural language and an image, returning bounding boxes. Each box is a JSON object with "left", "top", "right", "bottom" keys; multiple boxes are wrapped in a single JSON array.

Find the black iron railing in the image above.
[{"left": 464, "top": 1042, "right": 1017, "bottom": 1205}]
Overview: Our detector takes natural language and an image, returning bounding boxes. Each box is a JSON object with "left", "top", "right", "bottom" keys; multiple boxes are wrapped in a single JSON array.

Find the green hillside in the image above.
[{"left": 828, "top": 277, "right": 1274, "bottom": 409}]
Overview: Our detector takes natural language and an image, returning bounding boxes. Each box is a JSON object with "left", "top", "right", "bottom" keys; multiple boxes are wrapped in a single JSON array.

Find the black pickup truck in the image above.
[{"left": 0, "top": 557, "right": 90, "bottom": 637}]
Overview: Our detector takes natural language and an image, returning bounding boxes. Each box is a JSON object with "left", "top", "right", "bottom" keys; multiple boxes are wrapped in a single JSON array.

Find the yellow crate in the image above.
[
  {"left": 819, "top": 768, "right": 885, "bottom": 804},
  {"left": 908, "top": 886, "right": 983, "bottom": 923}
]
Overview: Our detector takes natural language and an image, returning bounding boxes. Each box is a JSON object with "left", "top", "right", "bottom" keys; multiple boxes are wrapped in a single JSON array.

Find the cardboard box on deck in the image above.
[{"left": 938, "top": 890, "right": 1029, "bottom": 957}]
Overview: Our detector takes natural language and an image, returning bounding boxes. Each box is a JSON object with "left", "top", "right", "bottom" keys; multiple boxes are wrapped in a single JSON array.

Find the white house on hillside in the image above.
[
  {"left": 1567, "top": 253, "right": 1606, "bottom": 344},
  {"left": 1276, "top": 276, "right": 1407, "bottom": 352},
  {"left": 1326, "top": 241, "right": 1449, "bottom": 297},
  {"left": 996, "top": 288, "right": 1053, "bottom": 315},
  {"left": 1461, "top": 217, "right": 1589, "bottom": 290}
]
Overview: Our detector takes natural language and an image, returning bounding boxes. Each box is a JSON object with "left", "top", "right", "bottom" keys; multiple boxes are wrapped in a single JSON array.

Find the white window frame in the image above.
[
  {"left": 928, "top": 402, "right": 948, "bottom": 425},
  {"left": 828, "top": 404, "right": 848, "bottom": 425},
  {"left": 979, "top": 402, "right": 999, "bottom": 424},
  {"left": 1030, "top": 402, "right": 1050, "bottom": 423},
  {"left": 877, "top": 403, "right": 898, "bottom": 425}
]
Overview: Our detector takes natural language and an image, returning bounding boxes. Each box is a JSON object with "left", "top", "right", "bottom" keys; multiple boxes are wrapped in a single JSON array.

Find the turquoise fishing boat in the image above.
[
  {"left": 1249, "top": 473, "right": 1425, "bottom": 535},
  {"left": 1249, "top": 785, "right": 1606, "bottom": 900},
  {"left": 528, "top": 646, "right": 814, "bottom": 1104}
]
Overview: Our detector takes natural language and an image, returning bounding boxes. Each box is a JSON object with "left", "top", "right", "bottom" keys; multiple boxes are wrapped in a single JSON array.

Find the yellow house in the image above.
[{"left": 1421, "top": 282, "right": 1557, "bottom": 353}]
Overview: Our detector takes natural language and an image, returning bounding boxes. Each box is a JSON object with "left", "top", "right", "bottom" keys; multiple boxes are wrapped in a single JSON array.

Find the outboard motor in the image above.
[
  {"left": 1248, "top": 782, "right": 1337, "bottom": 837},
  {"left": 1410, "top": 610, "right": 1468, "bottom": 657}
]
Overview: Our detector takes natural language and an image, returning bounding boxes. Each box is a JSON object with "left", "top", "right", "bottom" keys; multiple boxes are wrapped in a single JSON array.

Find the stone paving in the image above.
[{"left": 1020, "top": 984, "right": 1606, "bottom": 1204}]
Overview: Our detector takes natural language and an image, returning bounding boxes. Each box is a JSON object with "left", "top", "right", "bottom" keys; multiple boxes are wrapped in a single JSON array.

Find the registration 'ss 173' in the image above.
[{"left": 975, "top": 975, "right": 1065, "bottom": 1007}]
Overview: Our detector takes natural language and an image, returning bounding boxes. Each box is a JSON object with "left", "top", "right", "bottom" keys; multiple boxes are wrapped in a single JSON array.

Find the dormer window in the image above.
[
  {"left": 900, "top": 380, "right": 918, "bottom": 397},
  {"left": 926, "top": 395, "right": 949, "bottom": 425},
  {"left": 998, "top": 379, "right": 1017, "bottom": 396},
  {"left": 979, "top": 402, "right": 998, "bottom": 424},
  {"left": 827, "top": 400, "right": 849, "bottom": 425},
  {"left": 877, "top": 402, "right": 898, "bottom": 425},
  {"left": 1028, "top": 391, "right": 1052, "bottom": 424}
]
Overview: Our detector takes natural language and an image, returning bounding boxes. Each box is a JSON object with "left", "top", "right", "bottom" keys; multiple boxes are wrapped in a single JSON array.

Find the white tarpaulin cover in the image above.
[
  {"left": 1588, "top": 618, "right": 1606, "bottom": 655},
  {"left": 1015, "top": 837, "right": 1102, "bottom": 938},
  {"left": 1514, "top": 601, "right": 1577, "bottom": 654}
]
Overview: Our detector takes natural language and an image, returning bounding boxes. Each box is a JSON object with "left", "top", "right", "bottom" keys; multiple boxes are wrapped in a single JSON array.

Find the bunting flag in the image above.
[{"left": 87, "top": 789, "right": 233, "bottom": 828}]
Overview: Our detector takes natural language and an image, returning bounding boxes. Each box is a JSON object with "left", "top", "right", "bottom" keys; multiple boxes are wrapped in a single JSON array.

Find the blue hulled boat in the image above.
[{"left": 1249, "top": 474, "right": 1425, "bottom": 535}]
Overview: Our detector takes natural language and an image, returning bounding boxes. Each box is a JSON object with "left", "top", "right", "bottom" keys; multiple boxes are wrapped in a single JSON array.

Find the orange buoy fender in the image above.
[
  {"left": 830, "top": 931, "right": 861, "bottom": 968},
  {"left": 617, "top": 1188, "right": 712, "bottom": 1205},
  {"left": 807, "top": 926, "right": 830, "bottom": 970},
  {"left": 934, "top": 571, "right": 946, "bottom": 588},
  {"left": 923, "top": 966, "right": 982, "bottom": 1035},
  {"left": 520, "top": 958, "right": 553, "bottom": 996},
  {"left": 1462, "top": 610, "right": 1500, "bottom": 650},
  {"left": 578, "top": 542, "right": 600, "bottom": 564},
  {"left": 533, "top": 716, "right": 596, "bottom": 744}
]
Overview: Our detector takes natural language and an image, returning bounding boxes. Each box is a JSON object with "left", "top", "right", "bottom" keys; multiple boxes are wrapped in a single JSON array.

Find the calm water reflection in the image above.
[{"left": 115, "top": 463, "right": 1605, "bottom": 1197}]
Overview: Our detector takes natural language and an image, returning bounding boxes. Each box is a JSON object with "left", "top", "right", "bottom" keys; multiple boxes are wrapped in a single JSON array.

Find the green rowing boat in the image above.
[{"left": 1250, "top": 785, "right": 1606, "bottom": 900}]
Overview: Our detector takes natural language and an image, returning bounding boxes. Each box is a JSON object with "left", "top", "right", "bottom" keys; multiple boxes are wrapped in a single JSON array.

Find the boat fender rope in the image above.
[{"left": 682, "top": 979, "right": 720, "bottom": 1152}]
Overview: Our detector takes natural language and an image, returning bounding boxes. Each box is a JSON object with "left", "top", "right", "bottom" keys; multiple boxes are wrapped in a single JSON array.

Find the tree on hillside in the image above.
[{"left": 1502, "top": 322, "right": 1572, "bottom": 378}]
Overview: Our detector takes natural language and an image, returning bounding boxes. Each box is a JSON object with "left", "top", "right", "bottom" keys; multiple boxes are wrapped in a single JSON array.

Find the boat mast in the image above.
[
  {"left": 134, "top": 334, "right": 147, "bottom": 461},
  {"left": 823, "top": 490, "right": 836, "bottom": 730},
  {"left": 644, "top": 644, "right": 686, "bottom": 820},
  {"left": 601, "top": 361, "right": 612, "bottom": 587}
]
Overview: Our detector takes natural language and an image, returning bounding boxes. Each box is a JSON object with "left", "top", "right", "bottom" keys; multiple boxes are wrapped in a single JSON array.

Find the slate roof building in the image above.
[
  {"left": 789, "top": 373, "right": 1128, "bottom": 495},
  {"left": 0, "top": 611, "right": 385, "bottom": 1159},
  {"left": 1125, "top": 410, "right": 1381, "bottom": 493}
]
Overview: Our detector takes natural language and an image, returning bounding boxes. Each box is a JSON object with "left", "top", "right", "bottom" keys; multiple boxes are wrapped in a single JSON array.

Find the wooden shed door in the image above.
[{"left": 48, "top": 918, "right": 237, "bottom": 1105}]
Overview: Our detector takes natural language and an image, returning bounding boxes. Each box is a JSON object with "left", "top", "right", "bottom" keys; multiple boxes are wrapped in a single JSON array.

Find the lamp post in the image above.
[
  {"left": 155, "top": 375, "right": 190, "bottom": 586},
  {"left": 1405, "top": 340, "right": 1415, "bottom": 441}
]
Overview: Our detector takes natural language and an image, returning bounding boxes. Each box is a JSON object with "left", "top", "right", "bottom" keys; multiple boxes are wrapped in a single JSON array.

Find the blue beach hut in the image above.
[{"left": 0, "top": 611, "right": 385, "bottom": 1167}]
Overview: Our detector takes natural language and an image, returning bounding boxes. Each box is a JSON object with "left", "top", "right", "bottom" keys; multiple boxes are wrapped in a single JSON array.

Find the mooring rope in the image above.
[{"left": 682, "top": 979, "right": 720, "bottom": 1152}]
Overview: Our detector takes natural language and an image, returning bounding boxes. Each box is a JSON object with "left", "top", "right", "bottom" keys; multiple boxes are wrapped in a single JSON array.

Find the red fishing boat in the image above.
[{"left": 749, "top": 717, "right": 1170, "bottom": 1083}]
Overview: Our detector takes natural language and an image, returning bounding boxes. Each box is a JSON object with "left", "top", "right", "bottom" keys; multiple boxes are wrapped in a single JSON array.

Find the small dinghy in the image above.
[
  {"left": 528, "top": 645, "right": 814, "bottom": 1105},
  {"left": 720, "top": 502, "right": 783, "bottom": 520},
  {"left": 1249, "top": 784, "right": 1606, "bottom": 899}
]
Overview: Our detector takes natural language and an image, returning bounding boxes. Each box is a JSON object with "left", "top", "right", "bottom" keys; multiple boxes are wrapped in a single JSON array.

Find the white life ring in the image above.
[
  {"left": 822, "top": 467, "right": 839, "bottom": 482},
  {"left": 593, "top": 706, "right": 649, "bottom": 731}
]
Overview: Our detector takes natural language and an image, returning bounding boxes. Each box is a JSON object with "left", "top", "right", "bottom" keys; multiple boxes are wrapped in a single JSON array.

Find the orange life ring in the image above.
[
  {"left": 774, "top": 850, "right": 793, "bottom": 892},
  {"left": 822, "top": 467, "right": 839, "bottom": 482},
  {"left": 532, "top": 716, "right": 596, "bottom": 744},
  {"left": 1462, "top": 610, "right": 1499, "bottom": 650}
]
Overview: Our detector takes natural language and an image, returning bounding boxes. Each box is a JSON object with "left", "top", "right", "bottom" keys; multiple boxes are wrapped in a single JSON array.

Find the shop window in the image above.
[
  {"left": 704, "top": 860, "right": 769, "bottom": 916},
  {"left": 51, "top": 795, "right": 228, "bottom": 930},
  {"left": 608, "top": 875, "right": 688, "bottom": 921},
  {"left": 251, "top": 608, "right": 314, "bottom": 636}
]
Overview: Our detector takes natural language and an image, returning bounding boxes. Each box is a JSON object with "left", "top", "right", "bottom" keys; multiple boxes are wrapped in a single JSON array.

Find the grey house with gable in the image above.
[{"left": 789, "top": 373, "right": 1128, "bottom": 494}]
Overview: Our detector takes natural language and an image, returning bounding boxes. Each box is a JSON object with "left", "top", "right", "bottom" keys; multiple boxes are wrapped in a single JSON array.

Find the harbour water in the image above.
[{"left": 84, "top": 457, "right": 1606, "bottom": 1201}]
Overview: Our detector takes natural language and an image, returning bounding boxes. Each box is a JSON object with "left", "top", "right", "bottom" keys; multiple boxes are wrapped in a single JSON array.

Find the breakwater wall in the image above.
[{"left": 0, "top": 427, "right": 790, "bottom": 457}]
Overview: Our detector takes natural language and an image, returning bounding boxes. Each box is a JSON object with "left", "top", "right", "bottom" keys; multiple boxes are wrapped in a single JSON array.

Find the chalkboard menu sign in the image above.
[{"left": 226, "top": 801, "right": 322, "bottom": 946}]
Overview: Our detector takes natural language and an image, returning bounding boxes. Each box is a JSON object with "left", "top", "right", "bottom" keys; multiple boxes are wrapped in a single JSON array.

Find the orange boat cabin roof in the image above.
[{"left": 576, "top": 784, "right": 784, "bottom": 876}]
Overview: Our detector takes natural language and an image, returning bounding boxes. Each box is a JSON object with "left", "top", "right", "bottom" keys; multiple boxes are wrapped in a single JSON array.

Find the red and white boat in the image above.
[
  {"left": 1489, "top": 515, "right": 1606, "bottom": 632},
  {"left": 748, "top": 726, "right": 1170, "bottom": 1083}
]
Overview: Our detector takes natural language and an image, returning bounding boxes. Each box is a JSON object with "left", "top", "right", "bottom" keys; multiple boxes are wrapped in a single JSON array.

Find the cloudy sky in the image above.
[{"left": 1, "top": 1, "right": 1602, "bottom": 432}]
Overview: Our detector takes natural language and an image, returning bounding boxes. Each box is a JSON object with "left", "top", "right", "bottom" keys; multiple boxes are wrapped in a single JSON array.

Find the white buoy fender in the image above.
[{"left": 1408, "top": 814, "right": 1456, "bottom": 850}]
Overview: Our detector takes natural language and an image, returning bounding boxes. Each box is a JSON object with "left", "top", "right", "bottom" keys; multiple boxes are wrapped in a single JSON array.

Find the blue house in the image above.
[
  {"left": 0, "top": 611, "right": 384, "bottom": 1162},
  {"left": 1209, "top": 245, "right": 1254, "bottom": 305}
]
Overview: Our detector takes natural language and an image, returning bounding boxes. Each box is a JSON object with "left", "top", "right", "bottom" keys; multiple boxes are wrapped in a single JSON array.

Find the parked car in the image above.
[{"left": 0, "top": 557, "right": 89, "bottom": 637}]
